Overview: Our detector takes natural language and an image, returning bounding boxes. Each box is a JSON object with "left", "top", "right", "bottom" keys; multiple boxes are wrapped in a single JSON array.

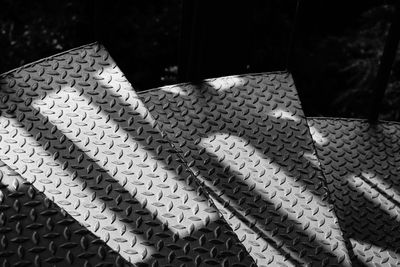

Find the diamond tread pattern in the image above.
[
  {"left": 139, "top": 74, "right": 351, "bottom": 266},
  {"left": 0, "top": 43, "right": 255, "bottom": 266},
  {"left": 309, "top": 118, "right": 400, "bottom": 266},
  {"left": 0, "top": 160, "right": 126, "bottom": 266}
]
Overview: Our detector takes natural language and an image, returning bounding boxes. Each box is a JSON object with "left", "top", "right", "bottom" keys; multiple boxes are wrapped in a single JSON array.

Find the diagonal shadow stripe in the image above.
[
  {"left": 358, "top": 173, "right": 400, "bottom": 209},
  {"left": 309, "top": 118, "right": 400, "bottom": 266},
  {"left": 0, "top": 160, "right": 127, "bottom": 266}
]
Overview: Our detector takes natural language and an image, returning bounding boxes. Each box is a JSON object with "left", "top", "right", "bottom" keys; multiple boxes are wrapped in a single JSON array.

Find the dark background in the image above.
[{"left": 0, "top": 0, "right": 399, "bottom": 120}]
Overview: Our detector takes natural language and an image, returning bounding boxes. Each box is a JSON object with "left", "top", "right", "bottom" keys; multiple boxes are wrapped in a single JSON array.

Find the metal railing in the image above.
[{"left": 369, "top": 3, "right": 400, "bottom": 121}]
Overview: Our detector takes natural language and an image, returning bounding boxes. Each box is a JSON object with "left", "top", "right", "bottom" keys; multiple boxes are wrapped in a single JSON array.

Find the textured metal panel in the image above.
[
  {"left": 0, "top": 160, "right": 126, "bottom": 266},
  {"left": 0, "top": 43, "right": 255, "bottom": 266},
  {"left": 139, "top": 73, "right": 351, "bottom": 266},
  {"left": 308, "top": 118, "right": 400, "bottom": 266}
]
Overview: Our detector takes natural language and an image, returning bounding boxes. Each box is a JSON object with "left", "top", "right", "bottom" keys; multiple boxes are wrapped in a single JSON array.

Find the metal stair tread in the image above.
[
  {"left": 138, "top": 72, "right": 351, "bottom": 266},
  {"left": 308, "top": 118, "right": 400, "bottom": 266}
]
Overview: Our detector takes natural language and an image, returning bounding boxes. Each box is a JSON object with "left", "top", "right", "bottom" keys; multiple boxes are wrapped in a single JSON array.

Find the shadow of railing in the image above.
[
  {"left": 0, "top": 160, "right": 126, "bottom": 266},
  {"left": 359, "top": 173, "right": 400, "bottom": 208},
  {"left": 309, "top": 119, "right": 400, "bottom": 266},
  {"left": 140, "top": 73, "right": 351, "bottom": 266},
  {"left": 96, "top": 68, "right": 352, "bottom": 265},
  {"left": 0, "top": 44, "right": 355, "bottom": 266}
]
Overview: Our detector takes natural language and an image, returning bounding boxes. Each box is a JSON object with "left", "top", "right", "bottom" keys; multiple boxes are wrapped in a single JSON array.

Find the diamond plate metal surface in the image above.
[
  {"left": 309, "top": 118, "right": 400, "bottom": 266},
  {"left": 0, "top": 43, "right": 255, "bottom": 266},
  {"left": 0, "top": 160, "right": 126, "bottom": 266},
  {"left": 139, "top": 73, "right": 351, "bottom": 266}
]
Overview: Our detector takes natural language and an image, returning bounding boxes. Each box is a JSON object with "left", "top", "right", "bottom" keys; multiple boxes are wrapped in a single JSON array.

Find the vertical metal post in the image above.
[
  {"left": 369, "top": 3, "right": 400, "bottom": 121},
  {"left": 178, "top": 0, "right": 200, "bottom": 82},
  {"left": 178, "top": 0, "right": 251, "bottom": 82},
  {"left": 286, "top": 0, "right": 301, "bottom": 71}
]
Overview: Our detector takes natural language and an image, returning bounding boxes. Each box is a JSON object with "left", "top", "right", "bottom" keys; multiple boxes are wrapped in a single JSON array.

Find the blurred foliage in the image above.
[
  {"left": 290, "top": 0, "right": 399, "bottom": 120},
  {"left": 0, "top": 0, "right": 399, "bottom": 120},
  {"left": 0, "top": 0, "right": 88, "bottom": 67},
  {"left": 0, "top": 0, "right": 181, "bottom": 88},
  {"left": 329, "top": 3, "right": 399, "bottom": 120}
]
